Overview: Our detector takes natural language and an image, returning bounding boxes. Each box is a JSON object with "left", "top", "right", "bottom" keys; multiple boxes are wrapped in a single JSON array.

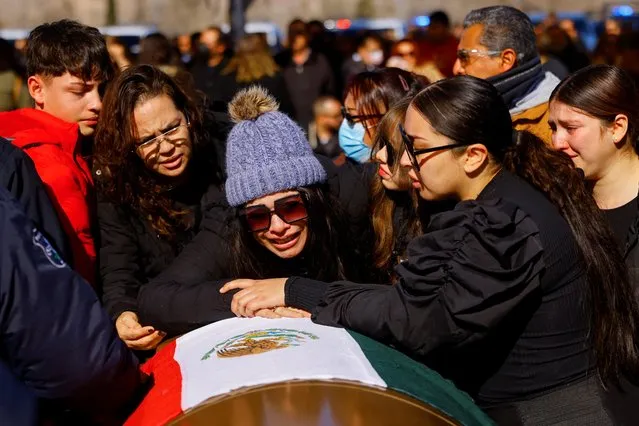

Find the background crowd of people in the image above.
[{"left": 3, "top": 4, "right": 639, "bottom": 426}]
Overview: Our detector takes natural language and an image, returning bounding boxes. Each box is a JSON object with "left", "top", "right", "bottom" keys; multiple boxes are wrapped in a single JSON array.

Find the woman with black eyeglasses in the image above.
[
  {"left": 222, "top": 76, "right": 639, "bottom": 424},
  {"left": 94, "top": 65, "right": 229, "bottom": 351},
  {"left": 338, "top": 68, "right": 428, "bottom": 163},
  {"left": 369, "top": 98, "right": 452, "bottom": 282}
]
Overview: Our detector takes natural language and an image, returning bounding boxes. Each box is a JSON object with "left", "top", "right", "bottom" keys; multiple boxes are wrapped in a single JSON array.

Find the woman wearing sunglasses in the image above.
[
  {"left": 222, "top": 76, "right": 639, "bottom": 424},
  {"left": 225, "top": 86, "right": 360, "bottom": 288},
  {"left": 339, "top": 68, "right": 428, "bottom": 163},
  {"left": 94, "top": 65, "right": 227, "bottom": 351},
  {"left": 370, "top": 98, "right": 434, "bottom": 282}
]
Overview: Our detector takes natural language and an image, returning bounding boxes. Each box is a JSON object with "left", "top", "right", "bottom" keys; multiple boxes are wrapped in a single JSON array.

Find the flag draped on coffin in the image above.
[{"left": 125, "top": 318, "right": 494, "bottom": 426}]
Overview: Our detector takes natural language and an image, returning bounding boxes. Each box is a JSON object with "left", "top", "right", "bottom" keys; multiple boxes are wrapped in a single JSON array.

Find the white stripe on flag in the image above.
[{"left": 174, "top": 317, "right": 387, "bottom": 410}]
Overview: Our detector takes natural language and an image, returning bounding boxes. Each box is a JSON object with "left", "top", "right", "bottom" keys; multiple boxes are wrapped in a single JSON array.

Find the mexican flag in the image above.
[{"left": 125, "top": 318, "right": 493, "bottom": 426}]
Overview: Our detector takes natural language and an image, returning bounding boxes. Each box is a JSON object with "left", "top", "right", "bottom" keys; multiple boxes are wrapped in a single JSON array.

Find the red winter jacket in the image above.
[{"left": 0, "top": 109, "right": 96, "bottom": 285}]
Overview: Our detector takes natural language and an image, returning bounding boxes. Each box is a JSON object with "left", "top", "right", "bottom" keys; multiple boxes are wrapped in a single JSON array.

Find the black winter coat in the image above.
[
  {"left": 0, "top": 138, "right": 71, "bottom": 263},
  {"left": 0, "top": 187, "right": 141, "bottom": 425},
  {"left": 212, "top": 71, "right": 295, "bottom": 118},
  {"left": 98, "top": 182, "right": 224, "bottom": 321},
  {"left": 137, "top": 154, "right": 375, "bottom": 336},
  {"left": 282, "top": 51, "right": 335, "bottom": 132}
]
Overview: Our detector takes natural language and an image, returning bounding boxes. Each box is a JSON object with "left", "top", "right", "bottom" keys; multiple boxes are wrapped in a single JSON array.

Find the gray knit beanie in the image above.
[{"left": 225, "top": 86, "right": 327, "bottom": 206}]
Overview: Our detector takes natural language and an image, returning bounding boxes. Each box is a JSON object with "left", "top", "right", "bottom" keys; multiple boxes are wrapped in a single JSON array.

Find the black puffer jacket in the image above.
[{"left": 137, "top": 154, "right": 375, "bottom": 336}]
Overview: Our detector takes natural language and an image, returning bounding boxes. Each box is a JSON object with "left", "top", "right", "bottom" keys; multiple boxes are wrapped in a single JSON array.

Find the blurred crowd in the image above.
[
  {"left": 4, "top": 5, "right": 639, "bottom": 426},
  {"left": 1, "top": 10, "right": 638, "bottom": 155}
]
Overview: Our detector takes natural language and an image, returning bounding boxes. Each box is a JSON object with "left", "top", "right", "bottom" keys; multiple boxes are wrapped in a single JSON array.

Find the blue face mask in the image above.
[{"left": 338, "top": 119, "right": 372, "bottom": 163}]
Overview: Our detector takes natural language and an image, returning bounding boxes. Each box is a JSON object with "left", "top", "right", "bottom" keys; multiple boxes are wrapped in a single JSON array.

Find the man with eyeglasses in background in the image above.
[{"left": 453, "top": 6, "right": 561, "bottom": 144}]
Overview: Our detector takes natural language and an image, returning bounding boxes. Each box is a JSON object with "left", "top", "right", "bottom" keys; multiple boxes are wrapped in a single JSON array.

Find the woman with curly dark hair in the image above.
[{"left": 94, "top": 64, "right": 226, "bottom": 351}]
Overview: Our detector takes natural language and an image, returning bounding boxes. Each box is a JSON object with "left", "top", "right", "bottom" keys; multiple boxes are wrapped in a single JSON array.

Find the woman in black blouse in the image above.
[{"left": 222, "top": 76, "right": 639, "bottom": 424}]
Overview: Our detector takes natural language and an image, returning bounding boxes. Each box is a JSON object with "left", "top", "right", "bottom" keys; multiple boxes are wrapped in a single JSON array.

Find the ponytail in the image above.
[{"left": 503, "top": 131, "right": 639, "bottom": 385}]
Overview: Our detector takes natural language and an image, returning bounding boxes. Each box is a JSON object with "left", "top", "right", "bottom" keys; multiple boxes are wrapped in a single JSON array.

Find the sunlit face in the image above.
[
  {"left": 394, "top": 41, "right": 417, "bottom": 67},
  {"left": 605, "top": 19, "right": 621, "bottom": 36},
  {"left": 247, "top": 190, "right": 309, "bottom": 259},
  {"left": 133, "top": 94, "right": 192, "bottom": 178},
  {"left": 317, "top": 99, "right": 342, "bottom": 131},
  {"left": 291, "top": 34, "right": 309, "bottom": 52},
  {"left": 358, "top": 38, "right": 383, "bottom": 66},
  {"left": 344, "top": 92, "right": 383, "bottom": 148},
  {"left": 200, "top": 29, "right": 222, "bottom": 54},
  {"left": 400, "top": 106, "right": 464, "bottom": 200},
  {"left": 549, "top": 101, "right": 620, "bottom": 181},
  {"left": 28, "top": 72, "right": 102, "bottom": 137},
  {"left": 375, "top": 144, "right": 410, "bottom": 191},
  {"left": 453, "top": 24, "right": 509, "bottom": 79},
  {"left": 177, "top": 34, "right": 192, "bottom": 54}
]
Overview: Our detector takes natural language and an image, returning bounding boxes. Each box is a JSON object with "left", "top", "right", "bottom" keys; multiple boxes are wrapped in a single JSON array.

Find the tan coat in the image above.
[{"left": 512, "top": 102, "right": 552, "bottom": 145}]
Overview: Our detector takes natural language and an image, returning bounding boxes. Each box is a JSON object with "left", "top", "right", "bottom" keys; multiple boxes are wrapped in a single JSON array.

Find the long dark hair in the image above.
[
  {"left": 370, "top": 98, "right": 421, "bottom": 276},
  {"left": 550, "top": 64, "right": 639, "bottom": 155},
  {"left": 230, "top": 185, "right": 348, "bottom": 281},
  {"left": 410, "top": 76, "right": 639, "bottom": 385},
  {"left": 94, "top": 64, "right": 223, "bottom": 239}
]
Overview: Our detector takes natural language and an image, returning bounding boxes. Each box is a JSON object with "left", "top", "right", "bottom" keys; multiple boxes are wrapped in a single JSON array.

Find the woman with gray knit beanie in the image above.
[{"left": 223, "top": 86, "right": 357, "bottom": 284}]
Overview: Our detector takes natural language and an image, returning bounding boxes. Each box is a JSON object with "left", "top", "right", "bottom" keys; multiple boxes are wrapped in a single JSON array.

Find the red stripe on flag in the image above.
[{"left": 125, "top": 340, "right": 183, "bottom": 426}]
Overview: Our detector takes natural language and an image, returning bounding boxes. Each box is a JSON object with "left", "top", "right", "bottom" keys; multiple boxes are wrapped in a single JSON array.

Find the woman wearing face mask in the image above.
[
  {"left": 135, "top": 86, "right": 368, "bottom": 336},
  {"left": 94, "top": 65, "right": 226, "bottom": 351},
  {"left": 223, "top": 77, "right": 639, "bottom": 424},
  {"left": 339, "top": 68, "right": 428, "bottom": 163},
  {"left": 549, "top": 64, "right": 639, "bottom": 297},
  {"left": 342, "top": 34, "right": 386, "bottom": 84}
]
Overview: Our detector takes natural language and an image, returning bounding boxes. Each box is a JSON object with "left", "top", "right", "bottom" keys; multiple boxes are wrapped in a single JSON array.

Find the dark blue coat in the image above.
[
  {"left": 0, "top": 138, "right": 71, "bottom": 263},
  {"left": 0, "top": 187, "right": 141, "bottom": 425}
]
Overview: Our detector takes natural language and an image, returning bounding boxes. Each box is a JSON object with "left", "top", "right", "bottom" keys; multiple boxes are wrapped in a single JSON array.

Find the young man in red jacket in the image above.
[{"left": 0, "top": 20, "right": 114, "bottom": 286}]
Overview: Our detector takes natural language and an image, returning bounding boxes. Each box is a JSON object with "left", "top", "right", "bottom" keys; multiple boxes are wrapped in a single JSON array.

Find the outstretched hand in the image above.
[
  {"left": 220, "top": 278, "right": 290, "bottom": 317},
  {"left": 115, "top": 311, "right": 166, "bottom": 350}
]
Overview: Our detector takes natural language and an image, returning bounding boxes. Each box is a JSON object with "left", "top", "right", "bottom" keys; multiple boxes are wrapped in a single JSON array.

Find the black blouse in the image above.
[{"left": 285, "top": 170, "right": 591, "bottom": 405}]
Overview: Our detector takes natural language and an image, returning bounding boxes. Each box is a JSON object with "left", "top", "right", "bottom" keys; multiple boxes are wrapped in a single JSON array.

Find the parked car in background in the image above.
[{"left": 323, "top": 18, "right": 406, "bottom": 41}]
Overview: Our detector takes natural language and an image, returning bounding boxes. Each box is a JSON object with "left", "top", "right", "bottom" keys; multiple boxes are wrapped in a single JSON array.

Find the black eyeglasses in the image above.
[
  {"left": 399, "top": 124, "right": 467, "bottom": 171},
  {"left": 239, "top": 194, "right": 308, "bottom": 232},
  {"left": 341, "top": 106, "right": 384, "bottom": 126},
  {"left": 373, "top": 137, "right": 397, "bottom": 168}
]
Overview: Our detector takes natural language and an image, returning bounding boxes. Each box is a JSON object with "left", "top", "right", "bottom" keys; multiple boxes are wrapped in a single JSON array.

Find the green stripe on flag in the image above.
[{"left": 348, "top": 331, "right": 495, "bottom": 426}]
